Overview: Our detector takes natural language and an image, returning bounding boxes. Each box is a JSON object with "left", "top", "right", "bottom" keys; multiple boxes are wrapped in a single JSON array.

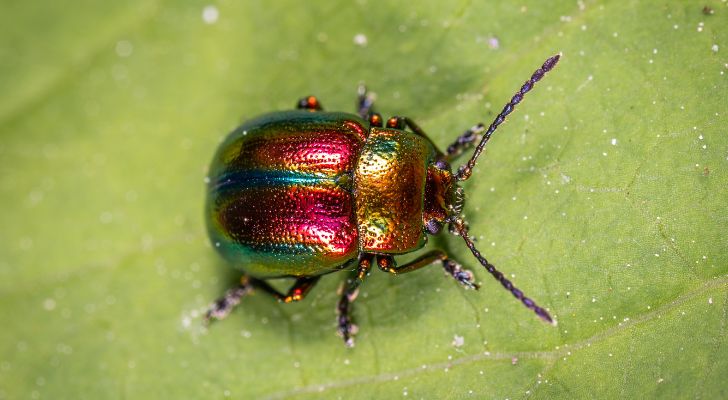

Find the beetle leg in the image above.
[
  {"left": 444, "top": 124, "right": 485, "bottom": 161},
  {"left": 205, "top": 275, "right": 321, "bottom": 324},
  {"left": 357, "top": 85, "right": 384, "bottom": 127},
  {"left": 337, "top": 253, "right": 374, "bottom": 347},
  {"left": 253, "top": 276, "right": 321, "bottom": 303},
  {"left": 356, "top": 84, "right": 375, "bottom": 119},
  {"left": 297, "top": 95, "right": 324, "bottom": 111},
  {"left": 205, "top": 275, "right": 255, "bottom": 322},
  {"left": 377, "top": 251, "right": 479, "bottom": 290}
]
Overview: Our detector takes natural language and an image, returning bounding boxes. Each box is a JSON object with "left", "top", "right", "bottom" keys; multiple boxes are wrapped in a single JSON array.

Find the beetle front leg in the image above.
[
  {"left": 377, "top": 251, "right": 479, "bottom": 290},
  {"left": 445, "top": 124, "right": 485, "bottom": 161},
  {"left": 337, "top": 253, "right": 374, "bottom": 347}
]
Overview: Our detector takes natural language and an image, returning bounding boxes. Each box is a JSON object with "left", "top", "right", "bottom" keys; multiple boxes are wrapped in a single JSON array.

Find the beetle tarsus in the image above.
[
  {"left": 446, "top": 124, "right": 485, "bottom": 161},
  {"left": 205, "top": 279, "right": 254, "bottom": 323},
  {"left": 443, "top": 259, "right": 479, "bottom": 290},
  {"left": 356, "top": 84, "right": 376, "bottom": 120},
  {"left": 337, "top": 295, "right": 359, "bottom": 347},
  {"left": 335, "top": 254, "right": 373, "bottom": 347}
]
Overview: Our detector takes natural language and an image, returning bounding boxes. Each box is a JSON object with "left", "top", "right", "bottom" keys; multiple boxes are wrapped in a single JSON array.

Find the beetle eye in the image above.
[{"left": 425, "top": 219, "right": 443, "bottom": 235}]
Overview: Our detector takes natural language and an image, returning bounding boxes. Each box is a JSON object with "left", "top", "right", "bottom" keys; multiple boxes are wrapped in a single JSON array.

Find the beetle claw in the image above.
[
  {"left": 443, "top": 260, "right": 479, "bottom": 289},
  {"left": 336, "top": 310, "right": 358, "bottom": 347},
  {"left": 458, "top": 269, "right": 480, "bottom": 290}
]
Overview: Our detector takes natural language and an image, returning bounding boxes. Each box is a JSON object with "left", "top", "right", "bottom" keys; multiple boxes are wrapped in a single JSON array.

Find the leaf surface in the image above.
[{"left": 1, "top": 1, "right": 726, "bottom": 399}]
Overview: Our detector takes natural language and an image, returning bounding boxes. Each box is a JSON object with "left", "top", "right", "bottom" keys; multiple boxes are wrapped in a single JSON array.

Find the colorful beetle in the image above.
[{"left": 205, "top": 55, "right": 560, "bottom": 346}]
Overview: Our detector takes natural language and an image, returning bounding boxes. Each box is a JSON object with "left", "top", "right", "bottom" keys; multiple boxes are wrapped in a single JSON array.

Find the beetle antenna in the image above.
[
  {"left": 451, "top": 219, "right": 555, "bottom": 324},
  {"left": 455, "top": 54, "right": 560, "bottom": 181}
]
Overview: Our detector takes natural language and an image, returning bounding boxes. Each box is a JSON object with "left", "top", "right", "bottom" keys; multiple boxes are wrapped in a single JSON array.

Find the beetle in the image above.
[{"left": 205, "top": 55, "right": 560, "bottom": 346}]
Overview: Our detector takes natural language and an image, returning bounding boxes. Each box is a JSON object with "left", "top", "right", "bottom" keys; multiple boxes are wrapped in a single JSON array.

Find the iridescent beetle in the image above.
[{"left": 205, "top": 55, "right": 560, "bottom": 346}]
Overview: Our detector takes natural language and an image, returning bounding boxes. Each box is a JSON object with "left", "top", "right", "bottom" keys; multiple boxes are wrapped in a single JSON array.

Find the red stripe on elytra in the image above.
[
  {"left": 217, "top": 183, "right": 357, "bottom": 257},
  {"left": 230, "top": 130, "right": 362, "bottom": 175}
]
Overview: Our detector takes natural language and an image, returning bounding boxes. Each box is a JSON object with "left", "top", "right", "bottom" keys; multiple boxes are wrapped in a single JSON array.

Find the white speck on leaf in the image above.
[
  {"left": 202, "top": 5, "right": 219, "bottom": 24},
  {"left": 353, "top": 33, "right": 368, "bottom": 47},
  {"left": 43, "top": 299, "right": 56, "bottom": 311},
  {"left": 115, "top": 40, "right": 133, "bottom": 57}
]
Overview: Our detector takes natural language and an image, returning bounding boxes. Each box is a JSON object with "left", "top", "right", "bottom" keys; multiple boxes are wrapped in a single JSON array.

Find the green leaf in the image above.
[{"left": 1, "top": 1, "right": 726, "bottom": 399}]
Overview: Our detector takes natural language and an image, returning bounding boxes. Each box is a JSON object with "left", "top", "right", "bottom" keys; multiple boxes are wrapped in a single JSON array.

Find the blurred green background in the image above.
[{"left": 1, "top": 1, "right": 726, "bottom": 399}]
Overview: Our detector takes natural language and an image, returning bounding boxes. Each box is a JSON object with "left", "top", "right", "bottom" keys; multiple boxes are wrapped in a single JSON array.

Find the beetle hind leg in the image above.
[
  {"left": 205, "top": 275, "right": 321, "bottom": 324},
  {"left": 205, "top": 275, "right": 255, "bottom": 322},
  {"left": 356, "top": 85, "right": 375, "bottom": 118}
]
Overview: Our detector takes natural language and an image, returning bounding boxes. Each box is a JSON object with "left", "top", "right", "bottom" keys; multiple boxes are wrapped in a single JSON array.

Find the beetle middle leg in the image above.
[
  {"left": 253, "top": 275, "right": 321, "bottom": 303},
  {"left": 377, "top": 250, "right": 479, "bottom": 290},
  {"left": 337, "top": 253, "right": 374, "bottom": 347}
]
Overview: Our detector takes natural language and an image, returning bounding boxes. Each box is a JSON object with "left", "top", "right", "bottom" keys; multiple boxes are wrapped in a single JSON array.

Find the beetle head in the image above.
[{"left": 423, "top": 158, "right": 464, "bottom": 235}]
